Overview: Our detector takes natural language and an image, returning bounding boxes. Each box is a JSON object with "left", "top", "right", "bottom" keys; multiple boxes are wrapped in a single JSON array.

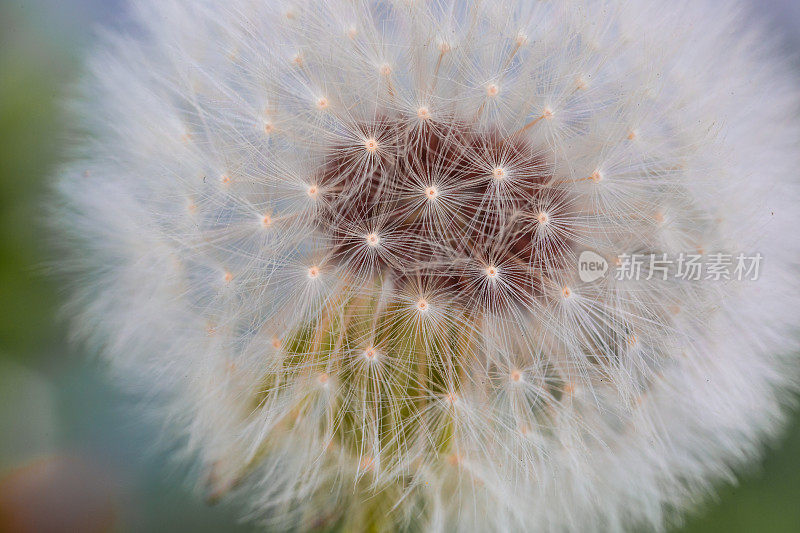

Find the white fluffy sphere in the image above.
[{"left": 58, "top": 0, "right": 800, "bottom": 531}]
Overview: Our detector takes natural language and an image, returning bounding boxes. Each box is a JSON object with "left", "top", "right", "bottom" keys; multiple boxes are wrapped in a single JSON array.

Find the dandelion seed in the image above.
[
  {"left": 537, "top": 211, "right": 549, "bottom": 225},
  {"left": 364, "top": 138, "right": 379, "bottom": 153}
]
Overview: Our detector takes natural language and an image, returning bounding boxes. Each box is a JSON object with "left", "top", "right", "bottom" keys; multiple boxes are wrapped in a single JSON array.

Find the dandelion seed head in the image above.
[{"left": 57, "top": 0, "right": 800, "bottom": 531}]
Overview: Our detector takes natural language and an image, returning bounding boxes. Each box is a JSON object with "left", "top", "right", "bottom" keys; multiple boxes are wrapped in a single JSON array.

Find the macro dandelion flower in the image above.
[{"left": 57, "top": 0, "right": 800, "bottom": 531}]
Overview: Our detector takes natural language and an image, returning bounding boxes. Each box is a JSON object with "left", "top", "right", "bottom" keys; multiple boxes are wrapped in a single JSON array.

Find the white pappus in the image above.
[{"left": 56, "top": 0, "right": 800, "bottom": 531}]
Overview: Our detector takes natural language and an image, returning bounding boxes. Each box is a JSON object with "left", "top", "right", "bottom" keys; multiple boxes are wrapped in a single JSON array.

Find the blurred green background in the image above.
[{"left": 0, "top": 1, "right": 798, "bottom": 531}]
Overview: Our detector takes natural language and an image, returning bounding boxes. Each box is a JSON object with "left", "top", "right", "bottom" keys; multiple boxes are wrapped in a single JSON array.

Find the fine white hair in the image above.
[{"left": 57, "top": 0, "right": 800, "bottom": 531}]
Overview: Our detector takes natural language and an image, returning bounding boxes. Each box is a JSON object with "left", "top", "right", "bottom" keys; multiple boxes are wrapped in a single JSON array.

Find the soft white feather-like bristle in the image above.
[{"left": 57, "top": 0, "right": 800, "bottom": 531}]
